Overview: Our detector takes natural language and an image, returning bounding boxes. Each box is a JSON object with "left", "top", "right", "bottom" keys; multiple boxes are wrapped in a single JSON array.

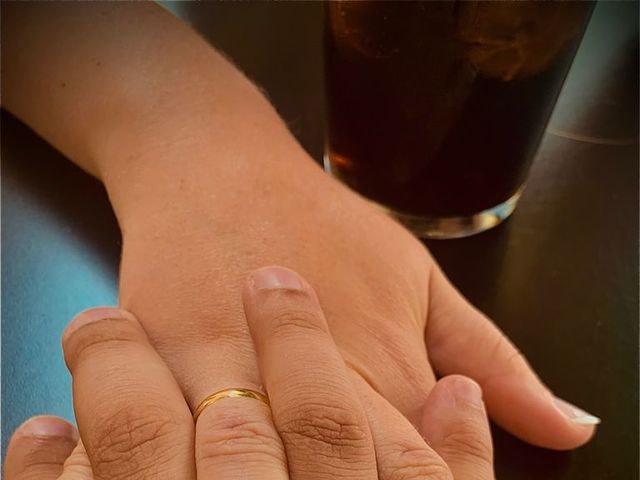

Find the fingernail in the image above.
[
  {"left": 450, "top": 376, "right": 483, "bottom": 408},
  {"left": 18, "top": 416, "right": 78, "bottom": 440},
  {"left": 553, "top": 397, "right": 601, "bottom": 425},
  {"left": 250, "top": 266, "right": 305, "bottom": 291},
  {"left": 63, "top": 306, "right": 131, "bottom": 342}
]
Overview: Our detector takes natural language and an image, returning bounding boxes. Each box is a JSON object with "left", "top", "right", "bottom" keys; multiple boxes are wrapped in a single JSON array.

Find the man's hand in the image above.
[
  {"left": 5, "top": 268, "right": 496, "bottom": 480},
  {"left": 5, "top": 375, "right": 496, "bottom": 480}
]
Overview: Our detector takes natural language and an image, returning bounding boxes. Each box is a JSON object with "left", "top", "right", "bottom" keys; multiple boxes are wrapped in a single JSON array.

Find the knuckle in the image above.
[
  {"left": 268, "top": 308, "right": 325, "bottom": 340},
  {"left": 89, "top": 403, "right": 182, "bottom": 479},
  {"left": 278, "top": 400, "right": 370, "bottom": 459},
  {"left": 506, "top": 348, "right": 529, "bottom": 373},
  {"left": 196, "top": 405, "right": 285, "bottom": 467},
  {"left": 438, "top": 428, "right": 493, "bottom": 466},
  {"left": 485, "top": 330, "right": 531, "bottom": 378},
  {"left": 379, "top": 441, "right": 453, "bottom": 480},
  {"left": 63, "top": 316, "right": 144, "bottom": 370}
]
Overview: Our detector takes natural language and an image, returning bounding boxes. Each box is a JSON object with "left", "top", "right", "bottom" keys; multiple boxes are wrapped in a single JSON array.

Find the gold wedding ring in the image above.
[{"left": 193, "top": 388, "right": 270, "bottom": 422}]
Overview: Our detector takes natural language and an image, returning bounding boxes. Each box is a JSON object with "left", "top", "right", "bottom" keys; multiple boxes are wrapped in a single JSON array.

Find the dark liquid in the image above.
[{"left": 325, "top": 2, "right": 592, "bottom": 217}]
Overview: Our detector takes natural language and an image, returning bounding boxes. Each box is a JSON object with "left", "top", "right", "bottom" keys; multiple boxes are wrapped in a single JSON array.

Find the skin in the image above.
[
  {"left": 5, "top": 267, "right": 494, "bottom": 480},
  {"left": 5, "top": 267, "right": 493, "bottom": 480},
  {"left": 2, "top": 2, "right": 597, "bottom": 477}
]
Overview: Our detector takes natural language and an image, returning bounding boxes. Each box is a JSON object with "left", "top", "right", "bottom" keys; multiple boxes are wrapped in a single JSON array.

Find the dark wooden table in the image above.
[{"left": 2, "top": 2, "right": 638, "bottom": 478}]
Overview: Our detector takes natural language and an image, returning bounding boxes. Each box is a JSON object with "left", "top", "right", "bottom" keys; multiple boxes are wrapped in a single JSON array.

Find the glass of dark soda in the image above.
[{"left": 324, "top": 1, "right": 593, "bottom": 238}]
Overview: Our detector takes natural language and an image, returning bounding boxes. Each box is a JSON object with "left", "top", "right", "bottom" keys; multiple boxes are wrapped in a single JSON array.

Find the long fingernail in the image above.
[
  {"left": 18, "top": 416, "right": 79, "bottom": 440},
  {"left": 449, "top": 376, "right": 484, "bottom": 408},
  {"left": 553, "top": 398, "right": 601, "bottom": 425},
  {"left": 250, "top": 266, "right": 305, "bottom": 291}
]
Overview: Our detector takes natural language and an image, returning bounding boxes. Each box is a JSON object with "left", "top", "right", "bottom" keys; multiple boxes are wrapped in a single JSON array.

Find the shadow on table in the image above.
[{"left": 493, "top": 424, "right": 572, "bottom": 479}]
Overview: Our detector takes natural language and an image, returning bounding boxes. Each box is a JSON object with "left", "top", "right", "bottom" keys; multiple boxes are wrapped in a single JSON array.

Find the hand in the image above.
[
  {"left": 5, "top": 267, "right": 495, "bottom": 479},
  {"left": 116, "top": 152, "right": 598, "bottom": 451}
]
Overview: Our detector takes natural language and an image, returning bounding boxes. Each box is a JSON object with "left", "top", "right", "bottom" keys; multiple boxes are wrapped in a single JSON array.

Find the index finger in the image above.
[{"left": 62, "top": 307, "right": 195, "bottom": 480}]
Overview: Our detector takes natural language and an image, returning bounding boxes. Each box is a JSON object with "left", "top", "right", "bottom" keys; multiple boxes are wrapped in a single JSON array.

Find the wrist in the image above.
[
  {"left": 73, "top": 14, "right": 318, "bottom": 229},
  {"left": 97, "top": 94, "right": 320, "bottom": 236},
  {"left": 101, "top": 129, "right": 326, "bottom": 246}
]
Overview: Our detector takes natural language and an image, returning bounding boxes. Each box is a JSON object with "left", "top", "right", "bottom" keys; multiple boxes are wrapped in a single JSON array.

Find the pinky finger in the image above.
[
  {"left": 4, "top": 416, "right": 79, "bottom": 480},
  {"left": 421, "top": 375, "right": 495, "bottom": 479}
]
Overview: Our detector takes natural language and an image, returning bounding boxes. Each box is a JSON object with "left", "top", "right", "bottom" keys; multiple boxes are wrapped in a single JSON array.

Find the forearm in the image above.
[{"left": 2, "top": 2, "right": 315, "bottom": 230}]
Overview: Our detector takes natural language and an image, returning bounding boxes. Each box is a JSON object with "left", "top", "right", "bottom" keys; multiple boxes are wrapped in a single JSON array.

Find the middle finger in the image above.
[{"left": 243, "top": 266, "right": 378, "bottom": 480}]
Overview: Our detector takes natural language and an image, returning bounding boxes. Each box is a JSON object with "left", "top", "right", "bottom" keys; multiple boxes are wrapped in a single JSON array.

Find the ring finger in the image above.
[{"left": 194, "top": 390, "right": 288, "bottom": 479}]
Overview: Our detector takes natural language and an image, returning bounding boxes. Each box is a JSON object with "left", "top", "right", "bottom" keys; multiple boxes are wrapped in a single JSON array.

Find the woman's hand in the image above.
[
  {"left": 115, "top": 154, "right": 598, "bottom": 450},
  {"left": 5, "top": 267, "right": 495, "bottom": 479}
]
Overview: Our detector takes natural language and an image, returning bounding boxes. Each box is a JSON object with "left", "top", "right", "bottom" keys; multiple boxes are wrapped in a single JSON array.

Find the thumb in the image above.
[
  {"left": 421, "top": 375, "right": 495, "bottom": 480},
  {"left": 426, "top": 264, "right": 599, "bottom": 450},
  {"left": 4, "top": 416, "right": 92, "bottom": 480}
]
